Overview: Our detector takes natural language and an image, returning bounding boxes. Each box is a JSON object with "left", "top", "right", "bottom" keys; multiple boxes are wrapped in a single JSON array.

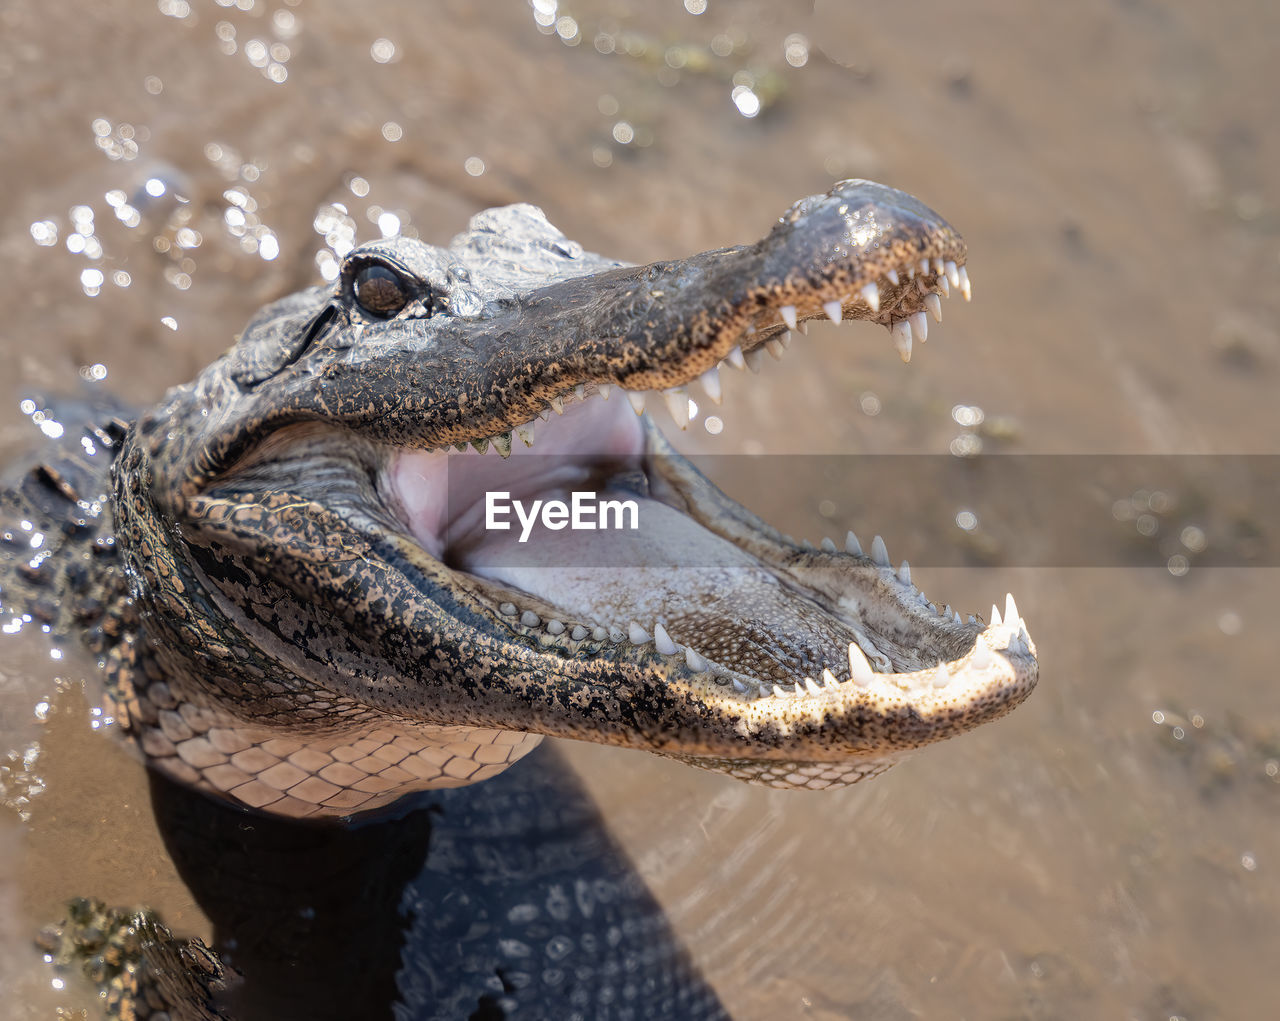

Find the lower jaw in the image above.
[{"left": 386, "top": 398, "right": 971, "bottom": 701}]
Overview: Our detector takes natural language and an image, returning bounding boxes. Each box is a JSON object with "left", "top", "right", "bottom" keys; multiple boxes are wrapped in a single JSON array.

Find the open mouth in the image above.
[
  {"left": 385, "top": 239, "right": 1035, "bottom": 785},
  {"left": 109, "top": 180, "right": 1038, "bottom": 808}
]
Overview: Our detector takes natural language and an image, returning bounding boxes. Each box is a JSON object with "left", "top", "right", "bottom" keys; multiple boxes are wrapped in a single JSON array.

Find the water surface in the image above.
[{"left": 2, "top": 1, "right": 1278, "bottom": 1017}]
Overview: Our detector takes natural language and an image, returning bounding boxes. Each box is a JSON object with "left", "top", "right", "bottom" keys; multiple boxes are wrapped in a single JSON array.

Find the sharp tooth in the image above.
[
  {"left": 570, "top": 624, "right": 589, "bottom": 641},
  {"left": 765, "top": 338, "right": 785, "bottom": 360},
  {"left": 778, "top": 330, "right": 793, "bottom": 349},
  {"left": 990, "top": 605, "right": 1003, "bottom": 628},
  {"left": 546, "top": 619, "right": 565, "bottom": 635},
  {"left": 685, "top": 646, "right": 708, "bottom": 671},
  {"left": 780, "top": 305, "right": 798, "bottom": 330},
  {"left": 823, "top": 299, "right": 843, "bottom": 323},
  {"left": 731, "top": 679, "right": 747, "bottom": 693},
  {"left": 848, "top": 642, "right": 875, "bottom": 685},
  {"left": 971, "top": 641, "right": 992, "bottom": 669},
  {"left": 845, "top": 530, "right": 863, "bottom": 555},
  {"left": 957, "top": 264, "right": 971, "bottom": 300},
  {"left": 574, "top": 384, "right": 586, "bottom": 402},
  {"left": 745, "top": 323, "right": 757, "bottom": 335},
  {"left": 627, "top": 391, "right": 647, "bottom": 415},
  {"left": 924, "top": 292, "right": 943, "bottom": 323},
  {"left": 870, "top": 534, "right": 890, "bottom": 567},
  {"left": 944, "top": 260, "right": 960, "bottom": 289},
  {"left": 909, "top": 311, "right": 928, "bottom": 344},
  {"left": 453, "top": 442, "right": 469, "bottom": 453},
  {"left": 663, "top": 388, "right": 690, "bottom": 429},
  {"left": 1005, "top": 592, "right": 1020, "bottom": 625},
  {"left": 890, "top": 319, "right": 913, "bottom": 362},
  {"left": 515, "top": 421, "right": 535, "bottom": 447},
  {"left": 772, "top": 684, "right": 789, "bottom": 698},
  {"left": 804, "top": 676, "right": 822, "bottom": 695},
  {"left": 820, "top": 537, "right": 837, "bottom": 553},
  {"left": 797, "top": 321, "right": 809, "bottom": 335},
  {"left": 725, "top": 346, "right": 747, "bottom": 371},
  {"left": 699, "top": 366, "right": 723, "bottom": 404},
  {"left": 520, "top": 610, "right": 540, "bottom": 627},
  {"left": 470, "top": 437, "right": 490, "bottom": 454},
  {"left": 608, "top": 625, "right": 625, "bottom": 643},
  {"left": 953, "top": 609, "right": 963, "bottom": 625},
  {"left": 628, "top": 621, "right": 650, "bottom": 644},
  {"left": 491, "top": 432, "right": 513, "bottom": 458},
  {"left": 860, "top": 282, "right": 880, "bottom": 314},
  {"left": 919, "top": 258, "right": 930, "bottom": 276},
  {"left": 822, "top": 667, "right": 838, "bottom": 688},
  {"left": 886, "top": 269, "right": 900, "bottom": 287},
  {"left": 897, "top": 560, "right": 911, "bottom": 585},
  {"left": 499, "top": 603, "right": 517, "bottom": 616},
  {"left": 932, "top": 258, "right": 945, "bottom": 276},
  {"left": 598, "top": 383, "right": 612, "bottom": 400},
  {"left": 937, "top": 275, "right": 950, "bottom": 297},
  {"left": 653, "top": 622, "right": 678, "bottom": 655},
  {"left": 743, "top": 346, "right": 764, "bottom": 372},
  {"left": 549, "top": 395, "right": 564, "bottom": 415},
  {"left": 593, "top": 626, "right": 608, "bottom": 641}
]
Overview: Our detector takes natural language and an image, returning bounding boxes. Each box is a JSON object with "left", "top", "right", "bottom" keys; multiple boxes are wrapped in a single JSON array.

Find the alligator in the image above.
[{"left": 4, "top": 178, "right": 1038, "bottom": 1016}]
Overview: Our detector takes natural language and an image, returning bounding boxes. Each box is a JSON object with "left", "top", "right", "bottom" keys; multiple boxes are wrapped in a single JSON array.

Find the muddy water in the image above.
[{"left": 2, "top": 0, "right": 1278, "bottom": 1017}]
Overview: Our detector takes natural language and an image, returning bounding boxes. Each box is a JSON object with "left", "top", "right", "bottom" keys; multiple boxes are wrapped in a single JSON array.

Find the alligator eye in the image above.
[{"left": 353, "top": 263, "right": 412, "bottom": 318}]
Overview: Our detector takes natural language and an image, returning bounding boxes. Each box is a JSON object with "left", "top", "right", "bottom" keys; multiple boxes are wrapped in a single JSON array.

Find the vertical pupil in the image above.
[{"left": 356, "top": 265, "right": 407, "bottom": 315}]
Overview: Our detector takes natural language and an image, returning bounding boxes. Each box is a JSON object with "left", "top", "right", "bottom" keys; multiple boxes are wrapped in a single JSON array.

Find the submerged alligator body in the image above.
[
  {"left": 4, "top": 179, "right": 1037, "bottom": 1016},
  {"left": 7, "top": 180, "right": 1038, "bottom": 817}
]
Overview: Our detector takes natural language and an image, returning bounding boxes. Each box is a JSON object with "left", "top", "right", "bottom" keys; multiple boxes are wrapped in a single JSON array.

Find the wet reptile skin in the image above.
[
  {"left": 3, "top": 180, "right": 1040, "bottom": 1019},
  {"left": 3, "top": 180, "right": 1037, "bottom": 823}
]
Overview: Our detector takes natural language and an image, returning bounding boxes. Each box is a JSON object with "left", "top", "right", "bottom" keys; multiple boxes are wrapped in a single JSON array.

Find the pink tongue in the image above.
[
  {"left": 454, "top": 490, "right": 859, "bottom": 683},
  {"left": 452, "top": 488, "right": 785, "bottom": 634}
]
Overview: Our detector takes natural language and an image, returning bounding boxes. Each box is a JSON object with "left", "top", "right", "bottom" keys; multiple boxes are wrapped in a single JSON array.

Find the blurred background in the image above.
[{"left": 1, "top": 0, "right": 1277, "bottom": 1016}]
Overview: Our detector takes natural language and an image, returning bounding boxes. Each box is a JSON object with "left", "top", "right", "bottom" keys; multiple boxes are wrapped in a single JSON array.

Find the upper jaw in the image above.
[{"left": 388, "top": 179, "right": 974, "bottom": 457}]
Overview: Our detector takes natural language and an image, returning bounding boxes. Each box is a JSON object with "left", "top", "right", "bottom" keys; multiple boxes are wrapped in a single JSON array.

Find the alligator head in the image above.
[{"left": 111, "top": 180, "right": 1037, "bottom": 818}]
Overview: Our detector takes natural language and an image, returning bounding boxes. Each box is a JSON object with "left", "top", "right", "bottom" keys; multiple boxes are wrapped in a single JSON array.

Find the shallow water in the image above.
[{"left": 2, "top": 0, "right": 1278, "bottom": 1017}]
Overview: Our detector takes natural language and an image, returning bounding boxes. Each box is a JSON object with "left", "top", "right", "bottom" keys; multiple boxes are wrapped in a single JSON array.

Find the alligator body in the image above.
[
  {"left": 6, "top": 179, "right": 1036, "bottom": 818},
  {"left": 3, "top": 179, "right": 1037, "bottom": 1016}
]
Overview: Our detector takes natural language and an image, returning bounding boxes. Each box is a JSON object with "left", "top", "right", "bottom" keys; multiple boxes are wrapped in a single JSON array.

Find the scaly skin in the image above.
[{"left": 4, "top": 180, "right": 1037, "bottom": 820}]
